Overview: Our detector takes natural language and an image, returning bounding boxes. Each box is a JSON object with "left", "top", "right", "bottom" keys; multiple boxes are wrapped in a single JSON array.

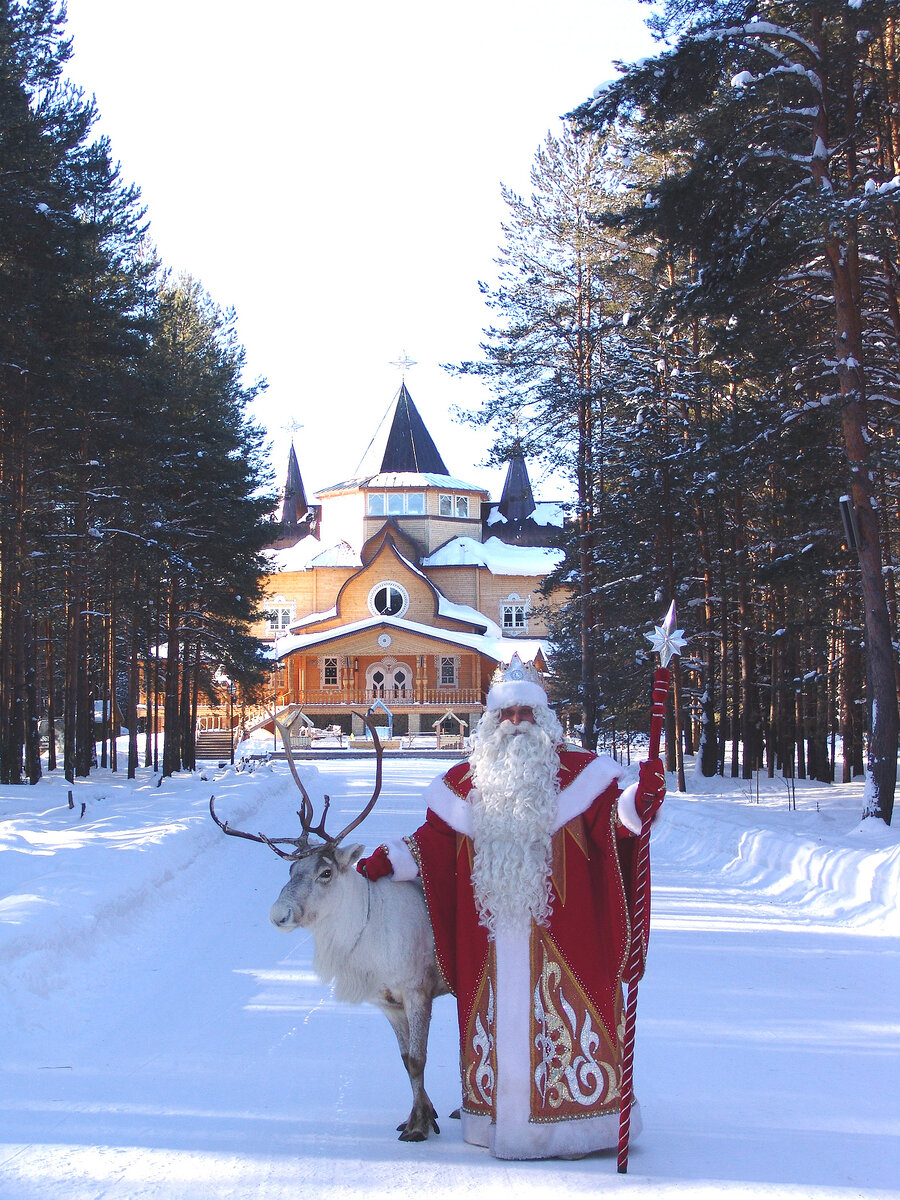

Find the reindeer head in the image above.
[{"left": 269, "top": 841, "right": 366, "bottom": 930}]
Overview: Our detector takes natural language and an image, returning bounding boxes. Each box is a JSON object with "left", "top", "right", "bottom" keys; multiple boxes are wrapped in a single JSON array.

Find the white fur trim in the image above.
[
  {"left": 460, "top": 925, "right": 641, "bottom": 1159},
  {"left": 426, "top": 754, "right": 627, "bottom": 838},
  {"left": 462, "top": 1102, "right": 640, "bottom": 1159},
  {"left": 383, "top": 837, "right": 419, "bottom": 881},
  {"left": 616, "top": 782, "right": 642, "bottom": 835},
  {"left": 552, "top": 755, "right": 627, "bottom": 832},
  {"left": 423, "top": 772, "right": 475, "bottom": 836},
  {"left": 485, "top": 679, "right": 548, "bottom": 711}
]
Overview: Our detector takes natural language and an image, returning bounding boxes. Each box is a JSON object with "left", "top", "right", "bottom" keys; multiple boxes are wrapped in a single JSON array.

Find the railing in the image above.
[
  {"left": 283, "top": 688, "right": 483, "bottom": 708},
  {"left": 240, "top": 694, "right": 293, "bottom": 732}
]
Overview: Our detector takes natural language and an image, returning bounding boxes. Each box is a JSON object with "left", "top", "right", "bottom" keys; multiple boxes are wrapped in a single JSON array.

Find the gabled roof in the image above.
[
  {"left": 361, "top": 520, "right": 421, "bottom": 568},
  {"left": 270, "top": 613, "right": 550, "bottom": 667},
  {"left": 357, "top": 382, "right": 449, "bottom": 476}
]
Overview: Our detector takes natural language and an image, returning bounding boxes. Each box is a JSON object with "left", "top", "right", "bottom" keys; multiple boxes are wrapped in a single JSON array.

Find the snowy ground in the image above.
[{"left": 1, "top": 746, "right": 898, "bottom": 1199}]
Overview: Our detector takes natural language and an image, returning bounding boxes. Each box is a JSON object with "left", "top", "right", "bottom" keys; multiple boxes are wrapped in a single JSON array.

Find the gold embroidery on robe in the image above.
[
  {"left": 462, "top": 951, "right": 496, "bottom": 1115},
  {"left": 550, "top": 818, "right": 590, "bottom": 907},
  {"left": 530, "top": 930, "right": 620, "bottom": 1121}
]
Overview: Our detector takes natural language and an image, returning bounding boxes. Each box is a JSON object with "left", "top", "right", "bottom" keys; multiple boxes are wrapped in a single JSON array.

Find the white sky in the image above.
[{"left": 62, "top": 1, "right": 656, "bottom": 502}]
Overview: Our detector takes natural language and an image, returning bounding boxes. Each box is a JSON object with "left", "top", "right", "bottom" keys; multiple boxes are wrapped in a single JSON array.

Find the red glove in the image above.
[
  {"left": 635, "top": 757, "right": 666, "bottom": 822},
  {"left": 356, "top": 845, "right": 393, "bottom": 880}
]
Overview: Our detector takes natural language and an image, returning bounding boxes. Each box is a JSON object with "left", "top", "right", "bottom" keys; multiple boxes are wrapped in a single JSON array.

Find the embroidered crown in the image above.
[{"left": 486, "top": 652, "right": 549, "bottom": 711}]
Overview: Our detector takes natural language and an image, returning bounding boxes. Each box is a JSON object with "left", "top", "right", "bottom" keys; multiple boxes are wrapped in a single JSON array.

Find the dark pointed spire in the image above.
[
  {"left": 497, "top": 445, "right": 535, "bottom": 521},
  {"left": 269, "top": 444, "right": 321, "bottom": 548},
  {"left": 357, "top": 382, "right": 449, "bottom": 476},
  {"left": 281, "top": 444, "right": 309, "bottom": 526}
]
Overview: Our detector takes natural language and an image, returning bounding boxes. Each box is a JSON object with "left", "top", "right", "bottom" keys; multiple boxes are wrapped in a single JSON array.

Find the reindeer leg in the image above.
[
  {"left": 379, "top": 993, "right": 439, "bottom": 1141},
  {"left": 399, "top": 990, "right": 440, "bottom": 1141}
]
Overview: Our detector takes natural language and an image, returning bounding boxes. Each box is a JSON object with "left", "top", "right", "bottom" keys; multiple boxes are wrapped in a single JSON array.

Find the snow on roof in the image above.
[
  {"left": 437, "top": 595, "right": 503, "bottom": 637},
  {"left": 284, "top": 605, "right": 338, "bottom": 634},
  {"left": 281, "top": 542, "right": 502, "bottom": 639},
  {"left": 422, "top": 536, "right": 564, "bottom": 575},
  {"left": 531, "top": 501, "right": 567, "bottom": 527},
  {"left": 485, "top": 501, "right": 566, "bottom": 528},
  {"left": 269, "top": 614, "right": 550, "bottom": 666},
  {"left": 317, "top": 471, "right": 487, "bottom": 495},
  {"left": 309, "top": 541, "right": 362, "bottom": 568},
  {"left": 263, "top": 538, "right": 360, "bottom": 573}
]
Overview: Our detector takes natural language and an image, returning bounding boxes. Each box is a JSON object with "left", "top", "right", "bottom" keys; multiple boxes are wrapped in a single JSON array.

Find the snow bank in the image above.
[
  {"left": 1, "top": 752, "right": 897, "bottom": 1198},
  {"left": 651, "top": 771, "right": 899, "bottom": 935},
  {"left": 0, "top": 760, "right": 316, "bottom": 1001}
]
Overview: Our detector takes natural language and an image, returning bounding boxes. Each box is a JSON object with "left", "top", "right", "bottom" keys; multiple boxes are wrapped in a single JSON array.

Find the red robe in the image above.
[{"left": 396, "top": 748, "right": 648, "bottom": 1160}]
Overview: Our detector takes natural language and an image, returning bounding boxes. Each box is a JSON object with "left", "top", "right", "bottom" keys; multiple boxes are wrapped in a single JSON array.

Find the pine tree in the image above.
[
  {"left": 140, "top": 277, "right": 272, "bottom": 777},
  {"left": 452, "top": 120, "right": 650, "bottom": 748},
  {"left": 575, "top": 0, "right": 900, "bottom": 822},
  {"left": 0, "top": 3, "right": 274, "bottom": 784},
  {"left": 0, "top": 0, "right": 99, "bottom": 783}
]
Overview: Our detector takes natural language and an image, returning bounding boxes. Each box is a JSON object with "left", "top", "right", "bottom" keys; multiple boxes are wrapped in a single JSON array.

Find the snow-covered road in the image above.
[{"left": 1, "top": 756, "right": 897, "bottom": 1199}]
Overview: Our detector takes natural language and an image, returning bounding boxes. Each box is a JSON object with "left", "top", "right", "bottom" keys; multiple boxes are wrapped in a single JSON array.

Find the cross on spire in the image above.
[
  {"left": 281, "top": 417, "right": 304, "bottom": 442},
  {"left": 389, "top": 350, "right": 417, "bottom": 380}
]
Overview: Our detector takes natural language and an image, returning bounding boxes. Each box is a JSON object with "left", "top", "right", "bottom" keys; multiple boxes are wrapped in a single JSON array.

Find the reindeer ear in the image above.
[{"left": 335, "top": 843, "right": 365, "bottom": 869}]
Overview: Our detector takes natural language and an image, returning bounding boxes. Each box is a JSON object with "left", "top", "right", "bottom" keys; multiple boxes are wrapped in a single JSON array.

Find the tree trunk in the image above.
[
  {"left": 127, "top": 606, "right": 139, "bottom": 780},
  {"left": 46, "top": 618, "right": 57, "bottom": 772},
  {"left": 162, "top": 579, "right": 181, "bottom": 777},
  {"left": 809, "top": 26, "right": 898, "bottom": 823}
]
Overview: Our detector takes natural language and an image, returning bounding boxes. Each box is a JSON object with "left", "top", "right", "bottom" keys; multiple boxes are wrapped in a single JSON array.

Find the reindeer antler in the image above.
[
  {"left": 329, "top": 712, "right": 383, "bottom": 843},
  {"left": 209, "top": 795, "right": 316, "bottom": 859},
  {"left": 209, "top": 710, "right": 384, "bottom": 860},
  {"left": 273, "top": 710, "right": 317, "bottom": 829}
]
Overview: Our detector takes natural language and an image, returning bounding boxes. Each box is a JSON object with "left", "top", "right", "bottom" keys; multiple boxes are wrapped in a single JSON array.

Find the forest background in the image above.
[{"left": 1, "top": 0, "right": 898, "bottom": 825}]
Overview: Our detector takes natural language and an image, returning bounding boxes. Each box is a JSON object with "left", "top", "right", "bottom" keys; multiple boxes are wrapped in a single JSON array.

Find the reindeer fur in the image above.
[{"left": 270, "top": 841, "right": 449, "bottom": 1141}]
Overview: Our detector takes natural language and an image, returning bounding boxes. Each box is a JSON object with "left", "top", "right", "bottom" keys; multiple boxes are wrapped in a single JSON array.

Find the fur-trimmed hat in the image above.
[{"left": 485, "top": 653, "right": 549, "bottom": 711}]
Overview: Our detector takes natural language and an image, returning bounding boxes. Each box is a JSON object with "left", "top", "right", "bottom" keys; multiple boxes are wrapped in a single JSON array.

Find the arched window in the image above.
[{"left": 366, "top": 658, "right": 411, "bottom": 700}]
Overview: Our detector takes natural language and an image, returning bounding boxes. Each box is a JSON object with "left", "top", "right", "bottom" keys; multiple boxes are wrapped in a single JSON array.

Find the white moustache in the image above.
[{"left": 499, "top": 721, "right": 539, "bottom": 737}]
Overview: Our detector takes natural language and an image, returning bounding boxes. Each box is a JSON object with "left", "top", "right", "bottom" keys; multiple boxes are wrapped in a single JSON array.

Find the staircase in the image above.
[{"left": 195, "top": 729, "right": 236, "bottom": 761}]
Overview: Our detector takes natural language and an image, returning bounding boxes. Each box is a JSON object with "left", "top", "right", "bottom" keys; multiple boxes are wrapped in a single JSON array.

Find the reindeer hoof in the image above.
[{"left": 396, "top": 1110, "right": 440, "bottom": 1140}]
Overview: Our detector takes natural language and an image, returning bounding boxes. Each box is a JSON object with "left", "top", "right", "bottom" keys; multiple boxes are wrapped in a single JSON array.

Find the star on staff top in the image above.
[{"left": 645, "top": 601, "right": 687, "bottom": 667}]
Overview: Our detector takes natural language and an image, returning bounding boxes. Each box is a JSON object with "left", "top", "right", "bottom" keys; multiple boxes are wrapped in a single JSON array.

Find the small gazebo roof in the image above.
[{"left": 432, "top": 710, "right": 468, "bottom": 730}]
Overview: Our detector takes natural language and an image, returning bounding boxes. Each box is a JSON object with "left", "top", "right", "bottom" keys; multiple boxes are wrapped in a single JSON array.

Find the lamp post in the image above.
[{"left": 228, "top": 681, "right": 236, "bottom": 765}]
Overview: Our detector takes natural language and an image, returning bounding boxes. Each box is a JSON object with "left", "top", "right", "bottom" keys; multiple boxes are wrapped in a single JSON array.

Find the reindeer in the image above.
[{"left": 210, "top": 713, "right": 448, "bottom": 1142}]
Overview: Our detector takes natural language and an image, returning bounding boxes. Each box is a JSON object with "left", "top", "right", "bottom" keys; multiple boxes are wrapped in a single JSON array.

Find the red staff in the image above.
[{"left": 617, "top": 600, "right": 686, "bottom": 1174}]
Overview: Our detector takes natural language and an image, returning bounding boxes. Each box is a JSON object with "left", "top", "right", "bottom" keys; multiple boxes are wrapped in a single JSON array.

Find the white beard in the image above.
[{"left": 468, "top": 708, "right": 563, "bottom": 937}]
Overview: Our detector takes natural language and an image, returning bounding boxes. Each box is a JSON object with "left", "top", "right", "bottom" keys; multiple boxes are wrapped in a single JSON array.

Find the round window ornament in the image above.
[
  {"left": 377, "top": 632, "right": 392, "bottom": 649},
  {"left": 367, "top": 581, "right": 409, "bottom": 619}
]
